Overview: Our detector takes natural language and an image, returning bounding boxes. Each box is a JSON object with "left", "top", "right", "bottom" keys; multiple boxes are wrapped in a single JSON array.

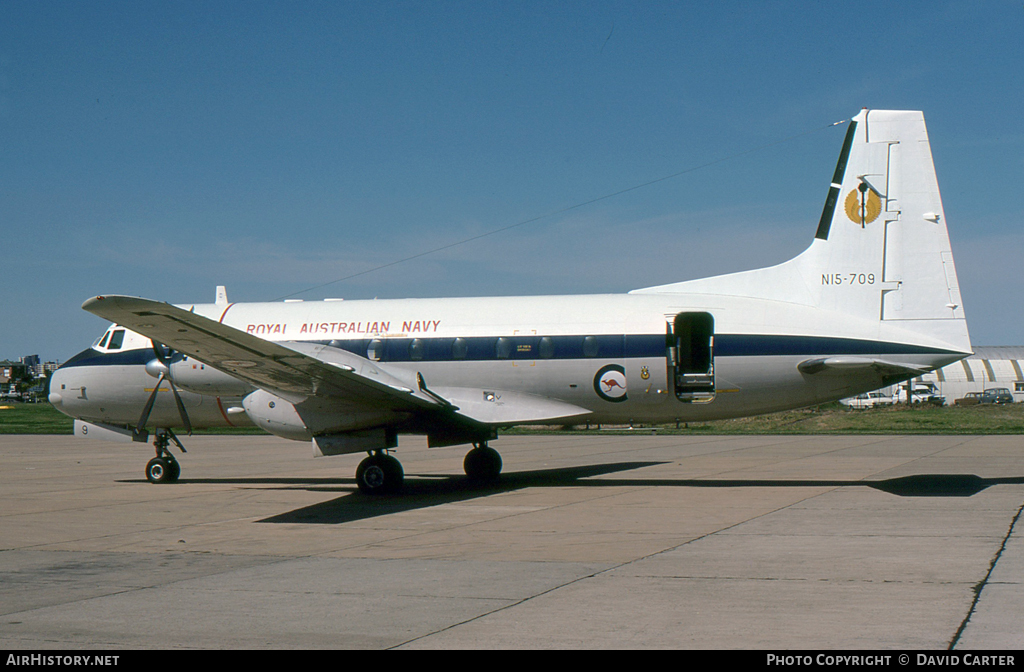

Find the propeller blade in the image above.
[
  {"left": 134, "top": 372, "right": 165, "bottom": 440},
  {"left": 149, "top": 340, "right": 192, "bottom": 435},
  {"left": 152, "top": 341, "right": 173, "bottom": 366},
  {"left": 167, "top": 379, "right": 193, "bottom": 435}
]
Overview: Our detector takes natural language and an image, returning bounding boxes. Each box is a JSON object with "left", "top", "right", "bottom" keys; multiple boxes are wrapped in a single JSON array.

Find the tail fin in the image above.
[{"left": 633, "top": 109, "right": 971, "bottom": 354}]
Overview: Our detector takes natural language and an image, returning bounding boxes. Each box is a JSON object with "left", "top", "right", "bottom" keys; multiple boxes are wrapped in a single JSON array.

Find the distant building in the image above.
[
  {"left": 0, "top": 359, "right": 28, "bottom": 382},
  {"left": 0, "top": 360, "right": 28, "bottom": 399},
  {"left": 919, "top": 347, "right": 1024, "bottom": 404},
  {"left": 0, "top": 357, "right": 59, "bottom": 400}
]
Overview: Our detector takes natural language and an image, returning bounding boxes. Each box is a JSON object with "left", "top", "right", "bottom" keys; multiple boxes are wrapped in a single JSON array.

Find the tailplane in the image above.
[{"left": 632, "top": 109, "right": 971, "bottom": 354}]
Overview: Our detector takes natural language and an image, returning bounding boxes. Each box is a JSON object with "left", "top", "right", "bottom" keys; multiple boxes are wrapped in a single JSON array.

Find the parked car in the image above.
[
  {"left": 955, "top": 392, "right": 984, "bottom": 406},
  {"left": 841, "top": 391, "right": 895, "bottom": 409},
  {"left": 893, "top": 384, "right": 945, "bottom": 406},
  {"left": 981, "top": 388, "right": 1014, "bottom": 404}
]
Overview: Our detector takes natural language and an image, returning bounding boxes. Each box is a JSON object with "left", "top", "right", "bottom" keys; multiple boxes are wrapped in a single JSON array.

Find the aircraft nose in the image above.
[{"left": 48, "top": 368, "right": 66, "bottom": 407}]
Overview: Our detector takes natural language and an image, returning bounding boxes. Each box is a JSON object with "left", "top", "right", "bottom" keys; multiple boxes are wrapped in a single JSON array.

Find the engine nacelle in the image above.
[
  {"left": 242, "top": 389, "right": 311, "bottom": 441},
  {"left": 169, "top": 356, "right": 253, "bottom": 396}
]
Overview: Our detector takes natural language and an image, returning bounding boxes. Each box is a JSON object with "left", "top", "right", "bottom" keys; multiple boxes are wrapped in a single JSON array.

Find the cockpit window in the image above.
[
  {"left": 107, "top": 329, "right": 126, "bottom": 350},
  {"left": 97, "top": 331, "right": 111, "bottom": 349}
]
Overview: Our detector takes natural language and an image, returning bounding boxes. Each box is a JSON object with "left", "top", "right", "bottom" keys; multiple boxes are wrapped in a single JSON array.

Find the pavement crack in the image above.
[{"left": 948, "top": 497, "right": 1024, "bottom": 650}]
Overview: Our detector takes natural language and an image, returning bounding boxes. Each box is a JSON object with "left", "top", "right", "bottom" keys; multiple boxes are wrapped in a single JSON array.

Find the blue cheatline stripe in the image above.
[
  {"left": 60, "top": 348, "right": 153, "bottom": 368},
  {"left": 714, "top": 334, "right": 960, "bottom": 357},
  {"left": 59, "top": 333, "right": 960, "bottom": 370},
  {"left": 318, "top": 333, "right": 958, "bottom": 361}
]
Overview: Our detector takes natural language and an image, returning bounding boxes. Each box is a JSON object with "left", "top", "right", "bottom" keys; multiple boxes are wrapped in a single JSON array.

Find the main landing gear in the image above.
[
  {"left": 355, "top": 451, "right": 404, "bottom": 495},
  {"left": 145, "top": 429, "right": 184, "bottom": 484},
  {"left": 464, "top": 442, "right": 502, "bottom": 483},
  {"left": 354, "top": 441, "right": 503, "bottom": 495}
]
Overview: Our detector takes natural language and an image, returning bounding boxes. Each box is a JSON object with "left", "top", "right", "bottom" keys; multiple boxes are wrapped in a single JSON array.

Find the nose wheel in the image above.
[
  {"left": 146, "top": 455, "right": 180, "bottom": 483},
  {"left": 145, "top": 430, "right": 183, "bottom": 484}
]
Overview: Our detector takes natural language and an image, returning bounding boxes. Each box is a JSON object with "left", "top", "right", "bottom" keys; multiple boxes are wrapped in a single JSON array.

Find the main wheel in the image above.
[
  {"left": 356, "top": 454, "right": 404, "bottom": 495},
  {"left": 464, "top": 445, "right": 502, "bottom": 483},
  {"left": 146, "top": 457, "right": 174, "bottom": 484}
]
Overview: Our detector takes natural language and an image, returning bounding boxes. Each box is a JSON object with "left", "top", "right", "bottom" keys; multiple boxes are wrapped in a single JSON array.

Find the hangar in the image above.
[{"left": 919, "top": 346, "right": 1024, "bottom": 404}]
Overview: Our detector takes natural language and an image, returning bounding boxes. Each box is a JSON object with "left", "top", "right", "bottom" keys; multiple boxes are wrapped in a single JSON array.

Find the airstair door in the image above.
[{"left": 670, "top": 312, "right": 715, "bottom": 403}]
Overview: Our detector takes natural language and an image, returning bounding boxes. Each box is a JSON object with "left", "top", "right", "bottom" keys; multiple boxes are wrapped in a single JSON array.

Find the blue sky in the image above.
[{"left": 2, "top": 1, "right": 1022, "bottom": 361}]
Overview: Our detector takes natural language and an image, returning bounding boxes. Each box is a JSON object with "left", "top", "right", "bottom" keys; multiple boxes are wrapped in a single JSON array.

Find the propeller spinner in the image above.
[{"left": 135, "top": 341, "right": 193, "bottom": 440}]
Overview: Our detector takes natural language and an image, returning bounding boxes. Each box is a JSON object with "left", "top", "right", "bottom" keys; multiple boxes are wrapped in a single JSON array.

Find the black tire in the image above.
[
  {"left": 146, "top": 457, "right": 173, "bottom": 484},
  {"left": 356, "top": 454, "right": 404, "bottom": 495},
  {"left": 464, "top": 446, "right": 502, "bottom": 483}
]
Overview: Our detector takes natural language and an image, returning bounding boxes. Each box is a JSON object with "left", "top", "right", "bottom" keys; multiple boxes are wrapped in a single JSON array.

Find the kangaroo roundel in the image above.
[{"left": 594, "top": 364, "right": 628, "bottom": 402}]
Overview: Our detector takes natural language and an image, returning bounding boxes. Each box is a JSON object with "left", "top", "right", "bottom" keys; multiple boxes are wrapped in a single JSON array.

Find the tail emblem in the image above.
[{"left": 845, "top": 182, "right": 881, "bottom": 227}]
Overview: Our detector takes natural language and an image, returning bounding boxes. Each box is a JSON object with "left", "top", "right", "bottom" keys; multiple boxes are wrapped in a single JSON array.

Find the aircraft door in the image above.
[{"left": 669, "top": 312, "right": 715, "bottom": 402}]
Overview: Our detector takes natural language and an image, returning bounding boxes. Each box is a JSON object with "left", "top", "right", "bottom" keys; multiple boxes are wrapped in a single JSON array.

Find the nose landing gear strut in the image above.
[{"left": 145, "top": 429, "right": 185, "bottom": 484}]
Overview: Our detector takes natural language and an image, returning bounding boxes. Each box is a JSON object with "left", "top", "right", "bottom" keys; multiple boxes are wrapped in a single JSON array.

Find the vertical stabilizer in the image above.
[{"left": 632, "top": 109, "right": 971, "bottom": 354}]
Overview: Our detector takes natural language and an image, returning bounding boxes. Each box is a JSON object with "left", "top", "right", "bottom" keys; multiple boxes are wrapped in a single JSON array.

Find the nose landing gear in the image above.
[{"left": 145, "top": 430, "right": 184, "bottom": 484}]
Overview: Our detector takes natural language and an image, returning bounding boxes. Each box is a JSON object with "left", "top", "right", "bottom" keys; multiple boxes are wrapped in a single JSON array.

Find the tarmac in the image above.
[{"left": 1, "top": 432, "right": 1022, "bottom": 650}]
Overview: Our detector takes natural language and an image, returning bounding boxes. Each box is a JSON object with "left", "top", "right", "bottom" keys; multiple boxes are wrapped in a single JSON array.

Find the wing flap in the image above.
[{"left": 430, "top": 386, "right": 591, "bottom": 425}]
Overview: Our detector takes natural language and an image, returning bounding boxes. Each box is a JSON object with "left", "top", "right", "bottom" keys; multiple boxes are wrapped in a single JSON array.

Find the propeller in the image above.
[{"left": 134, "top": 341, "right": 193, "bottom": 441}]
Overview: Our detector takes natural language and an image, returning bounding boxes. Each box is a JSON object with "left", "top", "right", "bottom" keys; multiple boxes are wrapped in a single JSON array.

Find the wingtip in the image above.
[
  {"left": 82, "top": 295, "right": 165, "bottom": 319},
  {"left": 82, "top": 295, "right": 107, "bottom": 311}
]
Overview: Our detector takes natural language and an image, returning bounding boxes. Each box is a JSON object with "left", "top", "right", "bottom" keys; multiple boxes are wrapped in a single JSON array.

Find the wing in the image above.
[
  {"left": 84, "top": 295, "right": 435, "bottom": 410},
  {"left": 82, "top": 295, "right": 591, "bottom": 428}
]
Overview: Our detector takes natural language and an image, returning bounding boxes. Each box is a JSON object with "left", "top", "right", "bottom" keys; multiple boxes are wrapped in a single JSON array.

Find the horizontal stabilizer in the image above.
[{"left": 797, "top": 357, "right": 930, "bottom": 377}]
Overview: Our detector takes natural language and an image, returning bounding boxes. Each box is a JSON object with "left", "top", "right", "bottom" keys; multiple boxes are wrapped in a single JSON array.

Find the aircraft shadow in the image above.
[
  {"left": 241, "top": 466, "right": 1024, "bottom": 525},
  {"left": 257, "top": 461, "right": 663, "bottom": 524}
]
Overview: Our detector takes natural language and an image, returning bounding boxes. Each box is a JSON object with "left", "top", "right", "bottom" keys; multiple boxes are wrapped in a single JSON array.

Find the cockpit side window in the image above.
[
  {"left": 97, "top": 331, "right": 111, "bottom": 349},
  {"left": 107, "top": 329, "right": 126, "bottom": 350}
]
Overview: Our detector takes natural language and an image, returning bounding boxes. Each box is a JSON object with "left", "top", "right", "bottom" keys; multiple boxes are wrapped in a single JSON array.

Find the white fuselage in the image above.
[{"left": 51, "top": 289, "right": 966, "bottom": 432}]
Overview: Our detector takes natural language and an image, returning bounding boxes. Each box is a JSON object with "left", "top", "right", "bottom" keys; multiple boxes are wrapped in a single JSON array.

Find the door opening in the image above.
[{"left": 669, "top": 312, "right": 715, "bottom": 402}]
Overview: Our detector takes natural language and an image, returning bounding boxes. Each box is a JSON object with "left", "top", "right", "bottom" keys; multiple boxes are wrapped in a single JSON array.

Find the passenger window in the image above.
[
  {"left": 367, "top": 339, "right": 384, "bottom": 361},
  {"left": 107, "top": 329, "right": 125, "bottom": 350},
  {"left": 495, "top": 338, "right": 512, "bottom": 360},
  {"left": 452, "top": 338, "right": 468, "bottom": 360},
  {"left": 409, "top": 339, "right": 425, "bottom": 360},
  {"left": 583, "top": 336, "right": 599, "bottom": 358},
  {"left": 539, "top": 337, "right": 555, "bottom": 359}
]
